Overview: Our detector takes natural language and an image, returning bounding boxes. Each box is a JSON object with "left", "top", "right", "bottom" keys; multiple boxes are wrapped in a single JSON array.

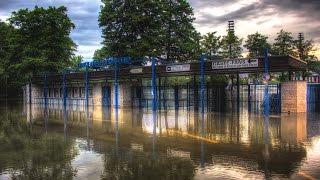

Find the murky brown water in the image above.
[{"left": 0, "top": 104, "right": 319, "bottom": 179}]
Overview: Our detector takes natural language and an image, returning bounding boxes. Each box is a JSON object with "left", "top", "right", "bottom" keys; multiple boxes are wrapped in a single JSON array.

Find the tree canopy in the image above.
[
  {"left": 272, "top": 29, "right": 294, "bottom": 55},
  {"left": 201, "top": 32, "right": 221, "bottom": 60},
  {"left": 9, "top": 6, "right": 76, "bottom": 76},
  {"left": 98, "top": 0, "right": 200, "bottom": 62},
  {"left": 244, "top": 32, "right": 271, "bottom": 57},
  {"left": 0, "top": 6, "right": 77, "bottom": 95},
  {"left": 219, "top": 30, "right": 243, "bottom": 58}
]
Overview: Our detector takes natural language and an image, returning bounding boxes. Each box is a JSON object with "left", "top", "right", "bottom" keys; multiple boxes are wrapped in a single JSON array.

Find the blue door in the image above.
[{"left": 102, "top": 86, "right": 111, "bottom": 106}]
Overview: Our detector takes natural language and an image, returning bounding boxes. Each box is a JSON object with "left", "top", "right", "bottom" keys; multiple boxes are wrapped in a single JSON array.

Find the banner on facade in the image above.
[{"left": 212, "top": 59, "right": 258, "bottom": 69}]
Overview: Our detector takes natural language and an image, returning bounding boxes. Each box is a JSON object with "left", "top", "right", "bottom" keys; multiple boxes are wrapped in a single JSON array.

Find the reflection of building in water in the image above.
[
  {"left": 281, "top": 113, "right": 307, "bottom": 143},
  {"left": 26, "top": 104, "right": 309, "bottom": 177},
  {"left": 167, "top": 148, "right": 191, "bottom": 159}
]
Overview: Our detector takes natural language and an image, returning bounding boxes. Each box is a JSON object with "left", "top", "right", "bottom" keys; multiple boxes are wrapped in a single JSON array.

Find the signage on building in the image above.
[
  {"left": 166, "top": 64, "right": 190, "bottom": 72},
  {"left": 212, "top": 59, "right": 258, "bottom": 69},
  {"left": 130, "top": 68, "right": 143, "bottom": 74},
  {"left": 78, "top": 57, "right": 131, "bottom": 68}
]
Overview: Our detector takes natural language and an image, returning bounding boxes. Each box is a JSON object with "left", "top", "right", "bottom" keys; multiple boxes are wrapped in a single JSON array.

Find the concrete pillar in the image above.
[
  {"left": 25, "top": 83, "right": 41, "bottom": 104},
  {"left": 92, "top": 83, "right": 103, "bottom": 106},
  {"left": 281, "top": 81, "right": 307, "bottom": 113}
]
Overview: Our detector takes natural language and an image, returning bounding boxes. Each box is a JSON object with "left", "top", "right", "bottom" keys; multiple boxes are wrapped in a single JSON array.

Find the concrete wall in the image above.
[
  {"left": 92, "top": 83, "right": 102, "bottom": 106},
  {"left": 26, "top": 81, "right": 135, "bottom": 108},
  {"left": 281, "top": 81, "right": 307, "bottom": 113},
  {"left": 110, "top": 81, "right": 133, "bottom": 107},
  {"left": 26, "top": 83, "right": 41, "bottom": 104}
]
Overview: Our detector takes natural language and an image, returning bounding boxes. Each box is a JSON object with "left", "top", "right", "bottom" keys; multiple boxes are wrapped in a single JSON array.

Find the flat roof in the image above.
[{"left": 33, "top": 55, "right": 307, "bottom": 82}]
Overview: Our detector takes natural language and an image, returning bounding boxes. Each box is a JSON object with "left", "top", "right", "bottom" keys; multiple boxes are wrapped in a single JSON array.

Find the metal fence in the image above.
[
  {"left": 307, "top": 83, "right": 320, "bottom": 112},
  {"left": 131, "top": 84, "right": 281, "bottom": 112}
]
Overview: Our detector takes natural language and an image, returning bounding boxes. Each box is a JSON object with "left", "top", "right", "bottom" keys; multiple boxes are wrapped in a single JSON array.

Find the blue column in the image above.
[
  {"left": 115, "top": 105, "right": 119, "bottom": 157},
  {"left": 63, "top": 71, "right": 67, "bottom": 108},
  {"left": 264, "top": 48, "right": 269, "bottom": 115},
  {"left": 152, "top": 109, "right": 156, "bottom": 159},
  {"left": 114, "top": 62, "right": 119, "bottom": 108},
  {"left": 152, "top": 57, "right": 157, "bottom": 112},
  {"left": 248, "top": 84, "right": 251, "bottom": 111},
  {"left": 187, "top": 83, "right": 190, "bottom": 111},
  {"left": 44, "top": 74, "right": 48, "bottom": 108},
  {"left": 174, "top": 86, "right": 179, "bottom": 110},
  {"left": 86, "top": 106, "right": 90, "bottom": 150},
  {"left": 200, "top": 54, "right": 205, "bottom": 114},
  {"left": 64, "top": 100, "right": 67, "bottom": 140},
  {"left": 237, "top": 74, "right": 240, "bottom": 111},
  {"left": 85, "top": 63, "right": 89, "bottom": 109}
]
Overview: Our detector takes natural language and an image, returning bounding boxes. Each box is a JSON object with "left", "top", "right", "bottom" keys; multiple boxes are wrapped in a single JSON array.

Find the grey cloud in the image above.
[
  {"left": 188, "top": 0, "right": 238, "bottom": 9},
  {"left": 194, "top": 0, "right": 320, "bottom": 26},
  {"left": 195, "top": 2, "right": 270, "bottom": 26}
]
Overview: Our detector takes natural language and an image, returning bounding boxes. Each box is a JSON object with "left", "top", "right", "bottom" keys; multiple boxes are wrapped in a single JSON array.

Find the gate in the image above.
[{"left": 307, "top": 83, "right": 320, "bottom": 112}]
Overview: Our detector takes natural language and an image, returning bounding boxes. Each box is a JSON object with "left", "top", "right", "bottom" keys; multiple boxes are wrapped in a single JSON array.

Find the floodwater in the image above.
[{"left": 0, "top": 103, "right": 319, "bottom": 180}]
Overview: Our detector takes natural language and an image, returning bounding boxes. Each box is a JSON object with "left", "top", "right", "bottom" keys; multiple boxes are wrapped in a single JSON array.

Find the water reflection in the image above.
[
  {"left": 0, "top": 105, "right": 78, "bottom": 179},
  {"left": 0, "top": 104, "right": 319, "bottom": 179}
]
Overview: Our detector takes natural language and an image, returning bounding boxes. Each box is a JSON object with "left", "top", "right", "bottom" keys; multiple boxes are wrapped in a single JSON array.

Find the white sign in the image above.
[
  {"left": 212, "top": 59, "right": 258, "bottom": 69},
  {"left": 130, "top": 68, "right": 143, "bottom": 74},
  {"left": 166, "top": 64, "right": 190, "bottom": 72},
  {"left": 263, "top": 73, "right": 270, "bottom": 81}
]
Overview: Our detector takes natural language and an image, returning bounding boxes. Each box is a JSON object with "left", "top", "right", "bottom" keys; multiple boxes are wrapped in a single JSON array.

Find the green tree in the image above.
[
  {"left": 9, "top": 6, "right": 76, "bottom": 77},
  {"left": 219, "top": 30, "right": 243, "bottom": 58},
  {"left": 0, "top": 21, "right": 11, "bottom": 87},
  {"left": 99, "top": 0, "right": 163, "bottom": 58},
  {"left": 244, "top": 32, "right": 271, "bottom": 57},
  {"left": 98, "top": 0, "right": 199, "bottom": 62},
  {"left": 272, "top": 29, "right": 294, "bottom": 55},
  {"left": 293, "top": 37, "right": 319, "bottom": 78},
  {"left": 0, "top": 20, "right": 23, "bottom": 95},
  {"left": 201, "top": 32, "right": 221, "bottom": 60},
  {"left": 69, "top": 55, "right": 83, "bottom": 69},
  {"left": 93, "top": 47, "right": 109, "bottom": 61},
  {"left": 293, "top": 39, "right": 318, "bottom": 61},
  {"left": 161, "top": 0, "right": 198, "bottom": 62}
]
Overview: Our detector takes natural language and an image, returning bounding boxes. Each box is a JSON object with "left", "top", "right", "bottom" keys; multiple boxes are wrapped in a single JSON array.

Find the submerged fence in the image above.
[
  {"left": 307, "top": 83, "right": 320, "bottom": 112},
  {"left": 27, "top": 83, "right": 320, "bottom": 113},
  {"left": 131, "top": 84, "right": 281, "bottom": 112}
]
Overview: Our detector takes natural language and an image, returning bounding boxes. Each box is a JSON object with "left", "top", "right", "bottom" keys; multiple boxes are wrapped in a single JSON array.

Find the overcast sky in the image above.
[{"left": 1, "top": 0, "right": 319, "bottom": 61}]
